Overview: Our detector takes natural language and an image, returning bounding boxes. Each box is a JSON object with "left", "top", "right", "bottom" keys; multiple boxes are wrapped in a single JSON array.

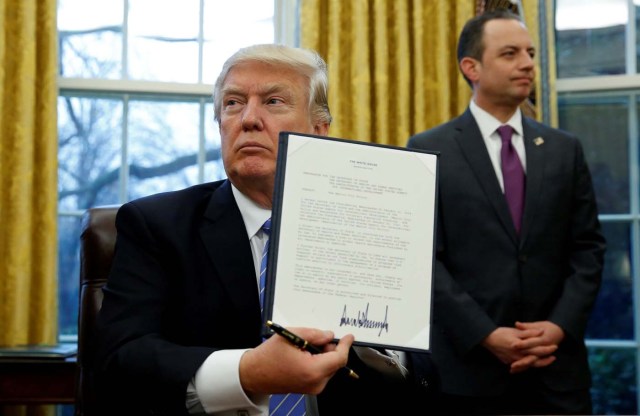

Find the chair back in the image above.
[{"left": 76, "top": 205, "right": 119, "bottom": 416}]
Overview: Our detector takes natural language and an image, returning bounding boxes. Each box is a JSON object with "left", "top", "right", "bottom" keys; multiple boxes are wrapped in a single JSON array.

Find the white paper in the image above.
[{"left": 267, "top": 133, "right": 437, "bottom": 352}]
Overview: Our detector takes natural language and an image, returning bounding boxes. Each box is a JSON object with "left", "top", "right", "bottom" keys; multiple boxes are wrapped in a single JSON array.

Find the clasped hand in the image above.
[
  {"left": 482, "top": 320, "right": 564, "bottom": 374},
  {"left": 239, "top": 327, "right": 354, "bottom": 395}
]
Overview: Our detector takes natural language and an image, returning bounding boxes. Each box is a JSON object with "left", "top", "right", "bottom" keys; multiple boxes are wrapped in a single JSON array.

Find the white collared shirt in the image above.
[
  {"left": 469, "top": 100, "right": 527, "bottom": 192},
  {"left": 232, "top": 184, "right": 272, "bottom": 283}
]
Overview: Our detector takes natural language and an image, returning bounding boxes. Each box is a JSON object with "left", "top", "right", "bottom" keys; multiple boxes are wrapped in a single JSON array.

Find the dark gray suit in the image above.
[
  {"left": 94, "top": 179, "right": 436, "bottom": 415},
  {"left": 407, "top": 109, "right": 605, "bottom": 407}
]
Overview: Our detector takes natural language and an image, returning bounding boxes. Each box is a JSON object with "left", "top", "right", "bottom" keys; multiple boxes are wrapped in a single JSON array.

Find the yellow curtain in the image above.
[
  {"left": 542, "top": 0, "right": 558, "bottom": 127},
  {"left": 0, "top": 0, "right": 58, "bottom": 346},
  {"left": 301, "top": 0, "right": 475, "bottom": 145}
]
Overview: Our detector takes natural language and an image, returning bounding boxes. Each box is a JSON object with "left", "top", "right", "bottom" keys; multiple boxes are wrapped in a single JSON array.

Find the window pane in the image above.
[
  {"left": 635, "top": 3, "right": 640, "bottom": 73},
  {"left": 586, "top": 222, "right": 633, "bottom": 340},
  {"left": 589, "top": 347, "right": 638, "bottom": 415},
  {"left": 558, "top": 93, "right": 630, "bottom": 214},
  {"left": 57, "top": 215, "right": 83, "bottom": 336},
  {"left": 128, "top": 99, "right": 201, "bottom": 199},
  {"left": 202, "top": 0, "right": 274, "bottom": 84},
  {"left": 128, "top": 0, "right": 200, "bottom": 82},
  {"left": 58, "top": 94, "right": 123, "bottom": 210},
  {"left": 57, "top": 0, "right": 123, "bottom": 78},
  {"left": 555, "top": 0, "right": 626, "bottom": 77}
]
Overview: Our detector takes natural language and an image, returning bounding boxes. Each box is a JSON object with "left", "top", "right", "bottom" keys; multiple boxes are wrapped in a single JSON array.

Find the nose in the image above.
[
  {"left": 520, "top": 52, "right": 535, "bottom": 70},
  {"left": 241, "top": 99, "right": 264, "bottom": 131}
]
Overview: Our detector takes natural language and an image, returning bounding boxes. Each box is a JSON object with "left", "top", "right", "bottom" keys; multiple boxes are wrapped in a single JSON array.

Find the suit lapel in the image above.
[
  {"left": 520, "top": 118, "right": 546, "bottom": 243},
  {"left": 199, "top": 180, "right": 260, "bottom": 315},
  {"left": 454, "top": 110, "right": 518, "bottom": 243}
]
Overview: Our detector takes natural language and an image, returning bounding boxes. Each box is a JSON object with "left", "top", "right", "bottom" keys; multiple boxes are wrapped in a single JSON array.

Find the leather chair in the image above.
[{"left": 76, "top": 205, "right": 120, "bottom": 416}]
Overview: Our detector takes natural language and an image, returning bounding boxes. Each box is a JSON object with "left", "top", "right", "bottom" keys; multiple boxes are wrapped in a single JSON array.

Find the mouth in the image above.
[
  {"left": 237, "top": 141, "right": 270, "bottom": 155},
  {"left": 513, "top": 77, "right": 533, "bottom": 85},
  {"left": 238, "top": 140, "right": 266, "bottom": 149}
]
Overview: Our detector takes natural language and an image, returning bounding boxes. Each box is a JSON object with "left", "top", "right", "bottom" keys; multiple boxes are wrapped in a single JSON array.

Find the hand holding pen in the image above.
[{"left": 266, "top": 320, "right": 360, "bottom": 379}]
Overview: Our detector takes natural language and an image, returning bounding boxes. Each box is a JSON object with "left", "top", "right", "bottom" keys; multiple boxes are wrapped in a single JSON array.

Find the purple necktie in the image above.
[
  {"left": 259, "top": 219, "right": 306, "bottom": 416},
  {"left": 497, "top": 125, "right": 525, "bottom": 234}
]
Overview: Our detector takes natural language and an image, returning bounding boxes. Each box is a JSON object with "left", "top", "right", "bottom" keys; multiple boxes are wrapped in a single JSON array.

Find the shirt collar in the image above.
[
  {"left": 469, "top": 99, "right": 523, "bottom": 139},
  {"left": 231, "top": 183, "right": 271, "bottom": 239}
]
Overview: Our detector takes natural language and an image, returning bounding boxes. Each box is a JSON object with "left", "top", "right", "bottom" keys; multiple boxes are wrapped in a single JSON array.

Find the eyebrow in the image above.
[
  {"left": 499, "top": 44, "right": 536, "bottom": 53},
  {"left": 221, "top": 82, "right": 291, "bottom": 99}
]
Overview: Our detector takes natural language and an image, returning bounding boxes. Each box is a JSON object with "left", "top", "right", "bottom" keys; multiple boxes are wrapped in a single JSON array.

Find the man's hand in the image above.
[
  {"left": 238, "top": 327, "right": 354, "bottom": 395},
  {"left": 481, "top": 321, "right": 562, "bottom": 374},
  {"left": 509, "top": 321, "right": 564, "bottom": 373}
]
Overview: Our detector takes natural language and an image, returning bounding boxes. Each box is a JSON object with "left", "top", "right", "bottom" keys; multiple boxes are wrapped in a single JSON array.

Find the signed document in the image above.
[{"left": 262, "top": 132, "right": 438, "bottom": 352}]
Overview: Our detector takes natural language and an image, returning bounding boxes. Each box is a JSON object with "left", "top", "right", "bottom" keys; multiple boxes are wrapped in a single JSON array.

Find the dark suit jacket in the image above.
[
  {"left": 94, "top": 179, "right": 436, "bottom": 415},
  {"left": 407, "top": 109, "right": 606, "bottom": 397}
]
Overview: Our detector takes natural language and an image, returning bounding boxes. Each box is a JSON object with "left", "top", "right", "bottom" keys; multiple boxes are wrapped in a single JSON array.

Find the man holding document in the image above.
[{"left": 94, "top": 43, "right": 436, "bottom": 415}]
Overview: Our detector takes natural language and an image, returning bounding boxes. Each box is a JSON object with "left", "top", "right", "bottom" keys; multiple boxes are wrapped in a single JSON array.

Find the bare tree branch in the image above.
[{"left": 58, "top": 148, "right": 222, "bottom": 199}]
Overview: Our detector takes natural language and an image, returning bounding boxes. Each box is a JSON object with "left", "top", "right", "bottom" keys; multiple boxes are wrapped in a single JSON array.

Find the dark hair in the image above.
[{"left": 457, "top": 9, "right": 523, "bottom": 85}]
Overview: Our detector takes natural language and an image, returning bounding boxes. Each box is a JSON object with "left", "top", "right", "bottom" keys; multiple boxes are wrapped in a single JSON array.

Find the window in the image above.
[
  {"left": 57, "top": 0, "right": 298, "bottom": 338},
  {"left": 556, "top": 0, "right": 640, "bottom": 413}
]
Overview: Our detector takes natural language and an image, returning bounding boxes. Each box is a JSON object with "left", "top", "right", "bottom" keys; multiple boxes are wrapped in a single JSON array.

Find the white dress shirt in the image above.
[{"left": 469, "top": 99, "right": 527, "bottom": 192}]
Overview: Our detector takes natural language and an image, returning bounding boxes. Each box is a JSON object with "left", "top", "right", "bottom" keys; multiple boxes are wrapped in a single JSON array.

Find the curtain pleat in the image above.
[
  {"left": 543, "top": 0, "right": 558, "bottom": 126},
  {"left": 301, "top": 0, "right": 475, "bottom": 144},
  {"left": 0, "top": 0, "right": 58, "bottom": 347},
  {"left": 519, "top": 0, "right": 541, "bottom": 120}
]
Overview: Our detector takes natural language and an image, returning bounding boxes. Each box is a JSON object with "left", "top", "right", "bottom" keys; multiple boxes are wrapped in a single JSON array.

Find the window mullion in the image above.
[
  {"left": 121, "top": 94, "right": 130, "bottom": 203},
  {"left": 627, "top": 0, "right": 636, "bottom": 74},
  {"left": 123, "top": 0, "right": 130, "bottom": 79},
  {"left": 198, "top": 98, "right": 206, "bottom": 183},
  {"left": 274, "top": 0, "right": 298, "bottom": 46},
  {"left": 198, "top": 0, "right": 205, "bottom": 84}
]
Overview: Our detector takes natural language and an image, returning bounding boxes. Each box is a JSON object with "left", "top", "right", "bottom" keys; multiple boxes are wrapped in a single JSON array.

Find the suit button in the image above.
[
  {"left": 518, "top": 254, "right": 527, "bottom": 263},
  {"left": 420, "top": 378, "right": 429, "bottom": 388}
]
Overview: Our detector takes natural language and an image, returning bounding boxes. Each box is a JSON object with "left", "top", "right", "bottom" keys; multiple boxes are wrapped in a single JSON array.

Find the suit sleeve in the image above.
[
  {"left": 94, "top": 201, "right": 214, "bottom": 414},
  {"left": 547, "top": 137, "right": 606, "bottom": 342},
  {"left": 431, "top": 209, "right": 499, "bottom": 355}
]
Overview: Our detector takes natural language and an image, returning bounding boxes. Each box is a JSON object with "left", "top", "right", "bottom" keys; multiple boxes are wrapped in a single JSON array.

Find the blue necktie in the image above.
[
  {"left": 497, "top": 125, "right": 525, "bottom": 234},
  {"left": 259, "top": 219, "right": 306, "bottom": 416},
  {"left": 259, "top": 218, "right": 272, "bottom": 314}
]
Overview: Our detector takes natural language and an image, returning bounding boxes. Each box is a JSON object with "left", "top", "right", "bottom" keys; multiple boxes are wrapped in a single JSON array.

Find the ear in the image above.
[
  {"left": 314, "top": 122, "right": 330, "bottom": 136},
  {"left": 460, "top": 57, "right": 481, "bottom": 84}
]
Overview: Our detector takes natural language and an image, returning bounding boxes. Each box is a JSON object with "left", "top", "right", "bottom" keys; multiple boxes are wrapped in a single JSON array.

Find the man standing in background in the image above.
[{"left": 407, "top": 9, "right": 606, "bottom": 415}]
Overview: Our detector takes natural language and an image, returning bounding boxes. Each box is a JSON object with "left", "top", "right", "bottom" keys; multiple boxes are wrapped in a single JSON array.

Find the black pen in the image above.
[{"left": 266, "top": 320, "right": 360, "bottom": 380}]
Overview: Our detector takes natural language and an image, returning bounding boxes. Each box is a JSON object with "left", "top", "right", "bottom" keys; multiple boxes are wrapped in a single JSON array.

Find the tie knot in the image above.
[
  {"left": 262, "top": 218, "right": 271, "bottom": 236},
  {"left": 497, "top": 125, "right": 514, "bottom": 144}
]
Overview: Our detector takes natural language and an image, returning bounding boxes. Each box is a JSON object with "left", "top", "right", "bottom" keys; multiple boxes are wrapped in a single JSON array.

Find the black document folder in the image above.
[{"left": 262, "top": 132, "right": 439, "bottom": 353}]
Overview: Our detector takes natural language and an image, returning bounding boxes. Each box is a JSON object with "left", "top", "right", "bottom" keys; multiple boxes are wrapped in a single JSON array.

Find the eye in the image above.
[
  {"left": 267, "top": 97, "right": 284, "bottom": 105},
  {"left": 222, "top": 97, "right": 243, "bottom": 113}
]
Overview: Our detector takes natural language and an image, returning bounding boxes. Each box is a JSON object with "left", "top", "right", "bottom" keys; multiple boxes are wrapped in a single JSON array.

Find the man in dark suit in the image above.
[
  {"left": 407, "top": 9, "right": 606, "bottom": 415},
  {"left": 94, "top": 44, "right": 433, "bottom": 416}
]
